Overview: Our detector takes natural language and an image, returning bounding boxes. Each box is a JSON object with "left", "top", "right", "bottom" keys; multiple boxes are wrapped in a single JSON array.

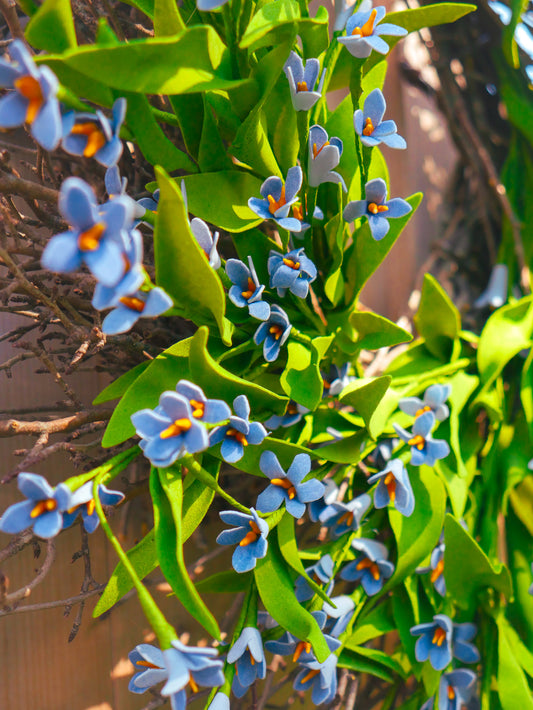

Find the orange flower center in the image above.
[
  {"left": 292, "top": 641, "right": 312, "bottom": 662},
  {"left": 296, "top": 81, "right": 308, "bottom": 92},
  {"left": 267, "top": 186, "right": 286, "bottom": 215},
  {"left": 300, "top": 668, "right": 320, "bottom": 684},
  {"left": 269, "top": 325, "right": 284, "bottom": 340},
  {"left": 447, "top": 685, "right": 456, "bottom": 700},
  {"left": 384, "top": 471, "right": 396, "bottom": 502},
  {"left": 432, "top": 627, "right": 447, "bottom": 647},
  {"left": 241, "top": 277, "right": 256, "bottom": 300},
  {"left": 312, "top": 140, "right": 330, "bottom": 159},
  {"left": 352, "top": 9, "right": 377, "bottom": 36},
  {"left": 408, "top": 434, "right": 426, "bottom": 450},
  {"left": 430, "top": 558, "right": 445, "bottom": 584},
  {"left": 239, "top": 520, "right": 262, "bottom": 546},
  {"left": 30, "top": 498, "right": 57, "bottom": 518},
  {"left": 356, "top": 557, "right": 381, "bottom": 581},
  {"left": 271, "top": 477, "right": 297, "bottom": 500},
  {"left": 226, "top": 428, "right": 248, "bottom": 446},
  {"left": 283, "top": 258, "right": 301, "bottom": 270},
  {"left": 368, "top": 202, "right": 389, "bottom": 215},
  {"left": 362, "top": 117, "right": 375, "bottom": 136},
  {"left": 189, "top": 399, "right": 205, "bottom": 419},
  {"left": 78, "top": 222, "right": 106, "bottom": 252},
  {"left": 159, "top": 417, "right": 192, "bottom": 440},
  {"left": 14, "top": 75, "right": 43, "bottom": 125},
  {"left": 70, "top": 122, "right": 107, "bottom": 158},
  {"left": 292, "top": 203, "right": 304, "bottom": 220},
  {"left": 415, "top": 405, "right": 432, "bottom": 417},
  {"left": 338, "top": 511, "right": 354, "bottom": 527},
  {"left": 136, "top": 660, "right": 161, "bottom": 669},
  {"left": 119, "top": 296, "right": 146, "bottom": 313}
]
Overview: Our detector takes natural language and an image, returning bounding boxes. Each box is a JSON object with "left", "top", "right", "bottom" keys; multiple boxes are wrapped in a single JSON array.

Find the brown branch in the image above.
[
  {"left": 0, "top": 408, "right": 113, "bottom": 438},
  {"left": 2, "top": 539, "right": 56, "bottom": 607},
  {"left": 0, "top": 172, "right": 59, "bottom": 204},
  {"left": 0, "top": 0, "right": 27, "bottom": 43},
  {"left": 0, "top": 585, "right": 105, "bottom": 617}
]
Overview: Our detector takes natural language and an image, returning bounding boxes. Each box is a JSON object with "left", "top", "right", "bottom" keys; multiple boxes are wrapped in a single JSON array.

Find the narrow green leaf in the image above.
[
  {"left": 414, "top": 273, "right": 460, "bottom": 360},
  {"left": 350, "top": 311, "right": 413, "bottom": 351},
  {"left": 170, "top": 94, "right": 203, "bottom": 159},
  {"left": 196, "top": 570, "right": 252, "bottom": 594},
  {"left": 154, "top": 0, "right": 184, "bottom": 35},
  {"left": 93, "top": 361, "right": 151, "bottom": 405},
  {"left": 342, "top": 644, "right": 407, "bottom": 679},
  {"left": 337, "top": 649, "right": 395, "bottom": 682},
  {"left": 231, "top": 108, "right": 280, "bottom": 177},
  {"left": 155, "top": 168, "right": 230, "bottom": 343},
  {"left": 25, "top": 0, "right": 76, "bottom": 52},
  {"left": 199, "top": 94, "right": 234, "bottom": 173},
  {"left": 497, "top": 618, "right": 533, "bottom": 710},
  {"left": 348, "top": 601, "right": 395, "bottom": 646},
  {"left": 339, "top": 376, "right": 391, "bottom": 440},
  {"left": 254, "top": 536, "right": 330, "bottom": 662}
]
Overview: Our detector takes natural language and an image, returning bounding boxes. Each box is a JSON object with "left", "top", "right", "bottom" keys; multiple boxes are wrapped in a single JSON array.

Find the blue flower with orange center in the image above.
[
  {"left": 411, "top": 614, "right": 453, "bottom": 671},
  {"left": 421, "top": 669, "right": 478, "bottom": 710},
  {"left": 0, "top": 472, "right": 71, "bottom": 539},
  {"left": 100, "top": 287, "right": 173, "bottom": 335},
  {"left": 367, "top": 458, "right": 414, "bottom": 517},
  {"left": 308, "top": 125, "right": 346, "bottom": 190},
  {"left": 294, "top": 555, "right": 334, "bottom": 602},
  {"left": 319, "top": 493, "right": 372, "bottom": 538},
  {"left": 227, "top": 627, "right": 267, "bottom": 698},
  {"left": 268, "top": 247, "right": 317, "bottom": 298},
  {"left": 131, "top": 390, "right": 209, "bottom": 468},
  {"left": 338, "top": 6, "right": 407, "bottom": 58},
  {"left": 216, "top": 508, "right": 269, "bottom": 573},
  {"left": 284, "top": 51, "right": 326, "bottom": 112},
  {"left": 253, "top": 305, "right": 292, "bottom": 362},
  {"left": 293, "top": 652, "right": 340, "bottom": 706},
  {"left": 41, "top": 177, "right": 135, "bottom": 287},
  {"left": 248, "top": 167, "right": 305, "bottom": 232},
  {"left": 399, "top": 383, "right": 451, "bottom": 422},
  {"left": 343, "top": 178, "right": 412, "bottom": 241},
  {"left": 62, "top": 481, "right": 124, "bottom": 533},
  {"left": 91, "top": 227, "right": 145, "bottom": 312},
  {"left": 0, "top": 40, "right": 62, "bottom": 151},
  {"left": 354, "top": 89, "right": 406, "bottom": 149},
  {"left": 209, "top": 395, "right": 267, "bottom": 463},
  {"left": 175, "top": 380, "right": 231, "bottom": 424},
  {"left": 226, "top": 256, "right": 270, "bottom": 321},
  {"left": 62, "top": 98, "right": 126, "bottom": 167},
  {"left": 393, "top": 411, "right": 450, "bottom": 466},
  {"left": 340, "top": 538, "right": 394, "bottom": 595}
]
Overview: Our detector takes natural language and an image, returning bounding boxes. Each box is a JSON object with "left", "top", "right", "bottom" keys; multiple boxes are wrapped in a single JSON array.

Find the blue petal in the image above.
[
  {"left": 102, "top": 306, "right": 140, "bottom": 335},
  {"left": 220, "top": 437, "right": 243, "bottom": 463},
  {"left": 41, "top": 232, "right": 82, "bottom": 274},
  {"left": 343, "top": 200, "right": 367, "bottom": 222},
  {"left": 0, "top": 92, "right": 27, "bottom": 127},
  {"left": 385, "top": 197, "right": 412, "bottom": 218},
  {"left": 32, "top": 509, "right": 64, "bottom": 538},
  {"left": 59, "top": 177, "right": 99, "bottom": 231},
  {"left": 31, "top": 97, "right": 62, "bottom": 151},
  {"left": 364, "top": 88, "right": 386, "bottom": 125},
  {"left": 85, "top": 239, "right": 126, "bottom": 287},
  {"left": 17, "top": 472, "right": 54, "bottom": 499},
  {"left": 368, "top": 214, "right": 390, "bottom": 241}
]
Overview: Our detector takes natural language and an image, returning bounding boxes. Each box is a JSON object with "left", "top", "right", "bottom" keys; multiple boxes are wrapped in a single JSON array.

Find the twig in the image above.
[
  {"left": 0, "top": 172, "right": 59, "bottom": 203},
  {"left": 0, "top": 585, "right": 105, "bottom": 616},
  {"left": 2, "top": 539, "right": 56, "bottom": 607},
  {"left": 0, "top": 408, "right": 113, "bottom": 438},
  {"left": 0, "top": 0, "right": 27, "bottom": 42}
]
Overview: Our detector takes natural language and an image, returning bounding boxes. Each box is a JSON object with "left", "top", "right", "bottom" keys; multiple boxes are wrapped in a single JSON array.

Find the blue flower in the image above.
[
  {"left": 105, "top": 166, "right": 149, "bottom": 223},
  {"left": 268, "top": 247, "right": 317, "bottom": 298},
  {"left": 338, "top": 6, "right": 407, "bottom": 58},
  {"left": 227, "top": 627, "right": 266, "bottom": 698},
  {"left": 62, "top": 481, "right": 124, "bottom": 533},
  {"left": 365, "top": 437, "right": 398, "bottom": 469},
  {"left": 136, "top": 188, "right": 159, "bottom": 215},
  {"left": 100, "top": 287, "right": 173, "bottom": 335},
  {"left": 284, "top": 51, "right": 326, "bottom": 112},
  {"left": 474, "top": 264, "right": 508, "bottom": 309},
  {"left": 399, "top": 384, "right": 451, "bottom": 422},
  {"left": 226, "top": 256, "right": 270, "bottom": 321},
  {"left": 354, "top": 89, "right": 406, "bottom": 149},
  {"left": 334, "top": 0, "right": 371, "bottom": 32},
  {"left": 207, "top": 692, "right": 230, "bottom": 710},
  {"left": 421, "top": 670, "right": 477, "bottom": 710},
  {"left": 41, "top": 177, "right": 134, "bottom": 287},
  {"left": 196, "top": 0, "right": 228, "bottom": 9},
  {"left": 0, "top": 472, "right": 71, "bottom": 539},
  {"left": 181, "top": 180, "right": 221, "bottom": 268},
  {"left": 322, "top": 595, "right": 355, "bottom": 638},
  {"left": 264, "top": 401, "right": 309, "bottom": 430},
  {"left": 248, "top": 167, "right": 305, "bottom": 232},
  {"left": 322, "top": 363, "right": 353, "bottom": 397},
  {"left": 411, "top": 613, "right": 453, "bottom": 671},
  {"left": 253, "top": 305, "right": 292, "bottom": 362},
  {"left": 367, "top": 458, "right": 414, "bottom": 517},
  {"left": 216, "top": 508, "right": 269, "bottom": 573},
  {"left": 175, "top": 380, "right": 231, "bottom": 424},
  {"left": 293, "top": 653, "right": 339, "bottom": 705},
  {"left": 417, "top": 534, "right": 446, "bottom": 596},
  {"left": 308, "top": 479, "right": 339, "bottom": 523},
  {"left": 340, "top": 538, "right": 394, "bottom": 595},
  {"left": 294, "top": 554, "right": 334, "bottom": 602},
  {"left": 131, "top": 391, "right": 209, "bottom": 468},
  {"left": 308, "top": 125, "right": 346, "bottom": 190},
  {"left": 91, "top": 228, "right": 145, "bottom": 312},
  {"left": 343, "top": 178, "right": 412, "bottom": 241},
  {"left": 256, "top": 451, "right": 325, "bottom": 519},
  {"left": 0, "top": 40, "right": 62, "bottom": 151},
  {"left": 62, "top": 98, "right": 126, "bottom": 167},
  {"left": 128, "top": 640, "right": 224, "bottom": 710},
  {"left": 393, "top": 411, "right": 450, "bottom": 467},
  {"left": 265, "top": 610, "right": 339, "bottom": 660},
  {"left": 452, "top": 622, "right": 480, "bottom": 664},
  {"left": 319, "top": 493, "right": 372, "bottom": 539},
  {"left": 209, "top": 395, "right": 267, "bottom": 463}
]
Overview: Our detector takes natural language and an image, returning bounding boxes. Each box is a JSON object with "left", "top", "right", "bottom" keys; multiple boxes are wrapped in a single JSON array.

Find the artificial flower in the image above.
[
  {"left": 175, "top": 380, "right": 231, "bottom": 424},
  {"left": 293, "top": 653, "right": 339, "bottom": 705},
  {"left": 294, "top": 554, "right": 334, "bottom": 602},
  {"left": 308, "top": 125, "right": 346, "bottom": 190},
  {"left": 209, "top": 394, "right": 267, "bottom": 463},
  {"left": 319, "top": 493, "right": 372, "bottom": 538},
  {"left": 399, "top": 383, "right": 451, "bottom": 422},
  {"left": 101, "top": 287, "right": 173, "bottom": 335},
  {"left": 393, "top": 411, "right": 450, "bottom": 466},
  {"left": 226, "top": 256, "right": 270, "bottom": 321},
  {"left": 227, "top": 627, "right": 267, "bottom": 698},
  {"left": 216, "top": 508, "right": 269, "bottom": 573},
  {"left": 268, "top": 247, "right": 317, "bottom": 299},
  {"left": 473, "top": 263, "right": 508, "bottom": 309},
  {"left": 340, "top": 538, "right": 394, "bottom": 595},
  {"left": 354, "top": 88, "right": 406, "bottom": 149},
  {"left": 62, "top": 98, "right": 126, "bottom": 167},
  {"left": 411, "top": 613, "right": 453, "bottom": 671},
  {"left": 367, "top": 458, "right": 415, "bottom": 516},
  {"left": 253, "top": 305, "right": 292, "bottom": 362},
  {"left": 343, "top": 177, "right": 412, "bottom": 240},
  {"left": 338, "top": 6, "right": 407, "bottom": 58},
  {"left": 248, "top": 167, "right": 305, "bottom": 232},
  {"left": 284, "top": 51, "right": 326, "bottom": 112},
  {"left": 62, "top": 481, "right": 124, "bottom": 533}
]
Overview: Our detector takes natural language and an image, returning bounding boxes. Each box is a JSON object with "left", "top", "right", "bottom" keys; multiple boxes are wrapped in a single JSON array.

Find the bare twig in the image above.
[{"left": 2, "top": 539, "right": 56, "bottom": 607}]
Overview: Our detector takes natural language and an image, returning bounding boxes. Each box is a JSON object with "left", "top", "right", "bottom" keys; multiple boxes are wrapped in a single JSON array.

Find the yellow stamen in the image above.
[
  {"left": 119, "top": 296, "right": 146, "bottom": 313},
  {"left": 312, "top": 140, "right": 330, "bottom": 159},
  {"left": 287, "top": 403, "right": 298, "bottom": 415},
  {"left": 296, "top": 81, "right": 308, "bottom": 92},
  {"left": 292, "top": 641, "right": 312, "bottom": 662},
  {"left": 190, "top": 399, "right": 205, "bottom": 419},
  {"left": 267, "top": 185, "right": 286, "bottom": 215},
  {"left": 160, "top": 417, "right": 192, "bottom": 439},
  {"left": 241, "top": 277, "right": 256, "bottom": 300},
  {"left": 269, "top": 325, "right": 283, "bottom": 340},
  {"left": 70, "top": 122, "right": 107, "bottom": 158},
  {"left": 30, "top": 498, "right": 57, "bottom": 519},
  {"left": 250, "top": 654, "right": 255, "bottom": 666},
  {"left": 430, "top": 558, "right": 444, "bottom": 584},
  {"left": 86, "top": 499, "right": 96, "bottom": 516},
  {"left": 78, "top": 222, "right": 106, "bottom": 252},
  {"left": 384, "top": 471, "right": 396, "bottom": 503},
  {"left": 283, "top": 258, "right": 301, "bottom": 270},
  {"left": 301, "top": 668, "right": 320, "bottom": 684},
  {"left": 432, "top": 627, "right": 447, "bottom": 647},
  {"left": 351, "top": 8, "right": 377, "bottom": 36},
  {"left": 447, "top": 685, "right": 455, "bottom": 700},
  {"left": 189, "top": 676, "right": 199, "bottom": 694},
  {"left": 271, "top": 477, "right": 297, "bottom": 500},
  {"left": 415, "top": 405, "right": 432, "bottom": 417},
  {"left": 362, "top": 117, "right": 375, "bottom": 136},
  {"left": 136, "top": 660, "right": 161, "bottom": 669},
  {"left": 338, "top": 511, "right": 354, "bottom": 527},
  {"left": 356, "top": 557, "right": 381, "bottom": 581},
  {"left": 226, "top": 428, "right": 248, "bottom": 446},
  {"left": 408, "top": 434, "right": 426, "bottom": 450},
  {"left": 239, "top": 520, "right": 262, "bottom": 546},
  {"left": 367, "top": 202, "right": 389, "bottom": 215},
  {"left": 14, "top": 75, "right": 43, "bottom": 125},
  {"left": 292, "top": 203, "right": 303, "bottom": 221}
]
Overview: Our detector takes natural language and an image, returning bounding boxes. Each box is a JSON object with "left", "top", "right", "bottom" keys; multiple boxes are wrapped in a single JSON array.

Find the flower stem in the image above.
[{"left": 184, "top": 455, "right": 251, "bottom": 514}]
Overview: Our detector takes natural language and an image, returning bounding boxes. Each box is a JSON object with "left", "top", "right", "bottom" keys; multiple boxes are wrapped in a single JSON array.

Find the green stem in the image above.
[
  {"left": 223, "top": 3, "right": 239, "bottom": 79},
  {"left": 140, "top": 209, "right": 157, "bottom": 227},
  {"left": 150, "top": 106, "right": 181, "bottom": 127},
  {"left": 64, "top": 445, "right": 140, "bottom": 492},
  {"left": 290, "top": 327, "right": 314, "bottom": 346},
  {"left": 184, "top": 456, "right": 251, "bottom": 514},
  {"left": 297, "top": 110, "right": 310, "bottom": 181},
  {"left": 92, "top": 476, "right": 177, "bottom": 649},
  {"left": 56, "top": 86, "right": 93, "bottom": 112}
]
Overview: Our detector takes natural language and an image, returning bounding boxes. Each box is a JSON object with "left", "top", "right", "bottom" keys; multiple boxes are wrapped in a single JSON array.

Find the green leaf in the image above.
[
  {"left": 154, "top": 0, "right": 184, "bottom": 35},
  {"left": 386, "top": 3, "right": 476, "bottom": 33},
  {"left": 509, "top": 476, "right": 533, "bottom": 537},
  {"left": 315, "top": 429, "right": 368, "bottom": 464},
  {"left": 25, "top": 0, "right": 76, "bottom": 52},
  {"left": 280, "top": 341, "right": 324, "bottom": 411},
  {"left": 254, "top": 536, "right": 330, "bottom": 662},
  {"left": 497, "top": 617, "right": 533, "bottom": 710},
  {"left": 414, "top": 273, "right": 461, "bottom": 359},
  {"left": 152, "top": 467, "right": 221, "bottom": 639},
  {"left": 119, "top": 0, "right": 154, "bottom": 17},
  {"left": 349, "top": 311, "right": 413, "bottom": 351},
  {"left": 102, "top": 338, "right": 192, "bottom": 448},
  {"left": 521, "top": 349, "right": 533, "bottom": 440},
  {"left": 189, "top": 327, "right": 287, "bottom": 415},
  {"left": 478, "top": 296, "right": 533, "bottom": 387},
  {"left": 349, "top": 602, "right": 395, "bottom": 646},
  {"left": 447, "top": 371, "right": 479, "bottom": 478},
  {"left": 499, "top": 616, "right": 533, "bottom": 679},
  {"left": 444, "top": 514, "right": 512, "bottom": 608},
  {"left": 42, "top": 29, "right": 246, "bottom": 95},
  {"left": 36, "top": 57, "right": 114, "bottom": 107},
  {"left": 93, "top": 529, "right": 157, "bottom": 617},
  {"left": 155, "top": 168, "right": 231, "bottom": 343},
  {"left": 339, "top": 376, "right": 391, "bottom": 440},
  {"left": 337, "top": 649, "right": 395, "bottom": 682},
  {"left": 180, "top": 171, "right": 263, "bottom": 233},
  {"left": 125, "top": 93, "right": 197, "bottom": 172},
  {"left": 349, "top": 193, "right": 422, "bottom": 300},
  {"left": 342, "top": 644, "right": 407, "bottom": 679},
  {"left": 170, "top": 94, "right": 203, "bottom": 159},
  {"left": 324, "top": 95, "right": 356, "bottom": 193},
  {"left": 198, "top": 94, "right": 234, "bottom": 173},
  {"left": 195, "top": 569, "right": 252, "bottom": 594},
  {"left": 277, "top": 512, "right": 333, "bottom": 604},
  {"left": 386, "top": 467, "right": 446, "bottom": 591},
  {"left": 502, "top": 0, "right": 528, "bottom": 68},
  {"left": 93, "top": 360, "right": 151, "bottom": 404}
]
